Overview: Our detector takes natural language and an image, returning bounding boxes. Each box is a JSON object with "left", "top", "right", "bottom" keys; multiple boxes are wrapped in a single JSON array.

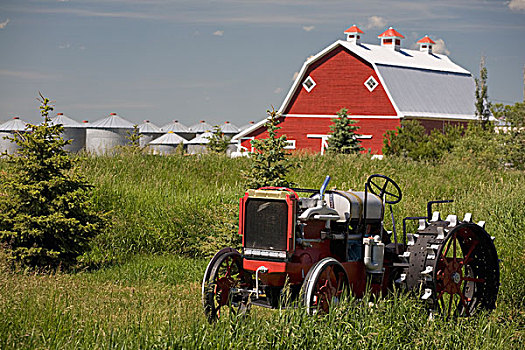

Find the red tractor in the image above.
[{"left": 202, "top": 175, "right": 499, "bottom": 321}]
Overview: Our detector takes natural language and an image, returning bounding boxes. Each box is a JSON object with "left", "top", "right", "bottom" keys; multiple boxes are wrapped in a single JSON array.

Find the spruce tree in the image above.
[
  {"left": 326, "top": 108, "right": 364, "bottom": 154},
  {"left": 206, "top": 125, "right": 230, "bottom": 154},
  {"left": 0, "top": 94, "right": 107, "bottom": 269},
  {"left": 245, "top": 107, "right": 293, "bottom": 188},
  {"left": 475, "top": 56, "right": 491, "bottom": 127}
]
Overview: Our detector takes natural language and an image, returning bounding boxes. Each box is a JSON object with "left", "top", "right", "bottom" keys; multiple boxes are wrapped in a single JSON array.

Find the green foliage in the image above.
[
  {"left": 492, "top": 102, "right": 525, "bottom": 170},
  {"left": 383, "top": 120, "right": 461, "bottom": 161},
  {"left": 0, "top": 94, "right": 107, "bottom": 269},
  {"left": 475, "top": 57, "right": 491, "bottom": 127},
  {"left": 123, "top": 124, "right": 142, "bottom": 154},
  {"left": 206, "top": 125, "right": 230, "bottom": 154},
  {"left": 326, "top": 108, "right": 364, "bottom": 154},
  {"left": 245, "top": 107, "right": 294, "bottom": 188}
]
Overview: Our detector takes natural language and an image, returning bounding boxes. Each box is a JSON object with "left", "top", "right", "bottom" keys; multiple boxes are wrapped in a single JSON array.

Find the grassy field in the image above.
[{"left": 1, "top": 153, "right": 524, "bottom": 349}]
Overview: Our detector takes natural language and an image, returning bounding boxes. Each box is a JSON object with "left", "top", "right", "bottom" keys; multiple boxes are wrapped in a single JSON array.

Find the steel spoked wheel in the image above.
[
  {"left": 303, "top": 258, "right": 348, "bottom": 315},
  {"left": 403, "top": 219, "right": 499, "bottom": 318},
  {"left": 202, "top": 251, "right": 248, "bottom": 322}
]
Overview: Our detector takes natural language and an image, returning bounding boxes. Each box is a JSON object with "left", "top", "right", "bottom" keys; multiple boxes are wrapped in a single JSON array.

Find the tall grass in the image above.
[{"left": 1, "top": 153, "right": 523, "bottom": 348}]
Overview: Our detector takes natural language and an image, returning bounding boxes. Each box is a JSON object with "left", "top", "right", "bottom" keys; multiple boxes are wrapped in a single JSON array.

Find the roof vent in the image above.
[
  {"left": 13, "top": 116, "right": 19, "bottom": 119},
  {"left": 57, "top": 113, "right": 63, "bottom": 116},
  {"left": 110, "top": 113, "right": 117, "bottom": 116},
  {"left": 82, "top": 120, "right": 89, "bottom": 123},
  {"left": 417, "top": 35, "right": 436, "bottom": 54},
  {"left": 144, "top": 120, "right": 150, "bottom": 123},
  {"left": 344, "top": 25, "right": 364, "bottom": 44},
  {"left": 378, "top": 27, "right": 404, "bottom": 51}
]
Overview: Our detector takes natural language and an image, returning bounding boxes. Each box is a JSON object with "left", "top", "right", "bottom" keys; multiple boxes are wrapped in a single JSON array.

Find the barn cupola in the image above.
[
  {"left": 378, "top": 27, "right": 405, "bottom": 51},
  {"left": 417, "top": 35, "right": 436, "bottom": 54},
  {"left": 344, "top": 25, "right": 364, "bottom": 44}
]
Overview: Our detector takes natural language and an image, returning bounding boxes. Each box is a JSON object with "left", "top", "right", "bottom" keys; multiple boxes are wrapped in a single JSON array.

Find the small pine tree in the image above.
[
  {"left": 206, "top": 125, "right": 230, "bottom": 154},
  {"left": 124, "top": 124, "right": 142, "bottom": 154},
  {"left": 475, "top": 56, "right": 491, "bottom": 127},
  {"left": 0, "top": 93, "right": 107, "bottom": 269},
  {"left": 326, "top": 108, "right": 364, "bottom": 154},
  {"left": 245, "top": 107, "right": 293, "bottom": 188}
]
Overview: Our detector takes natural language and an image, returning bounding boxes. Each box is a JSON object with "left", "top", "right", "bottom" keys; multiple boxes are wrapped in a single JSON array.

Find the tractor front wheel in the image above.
[{"left": 302, "top": 258, "right": 349, "bottom": 315}]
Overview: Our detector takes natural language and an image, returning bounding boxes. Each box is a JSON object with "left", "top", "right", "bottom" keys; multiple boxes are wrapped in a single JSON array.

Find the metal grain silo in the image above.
[
  {"left": 49, "top": 113, "right": 86, "bottom": 153},
  {"left": 138, "top": 120, "right": 162, "bottom": 147},
  {"left": 86, "top": 113, "right": 134, "bottom": 155},
  {"left": 148, "top": 131, "right": 186, "bottom": 155},
  {"left": 161, "top": 120, "right": 195, "bottom": 140},
  {"left": 219, "top": 121, "right": 240, "bottom": 138},
  {"left": 0, "top": 117, "right": 27, "bottom": 155},
  {"left": 187, "top": 131, "right": 237, "bottom": 155},
  {"left": 189, "top": 120, "right": 213, "bottom": 134}
]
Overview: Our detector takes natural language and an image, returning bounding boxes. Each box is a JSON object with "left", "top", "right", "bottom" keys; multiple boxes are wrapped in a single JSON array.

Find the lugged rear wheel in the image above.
[{"left": 401, "top": 217, "right": 499, "bottom": 318}]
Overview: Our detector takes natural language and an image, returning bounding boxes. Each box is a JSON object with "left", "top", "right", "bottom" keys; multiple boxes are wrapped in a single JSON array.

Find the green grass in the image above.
[{"left": 1, "top": 153, "right": 524, "bottom": 348}]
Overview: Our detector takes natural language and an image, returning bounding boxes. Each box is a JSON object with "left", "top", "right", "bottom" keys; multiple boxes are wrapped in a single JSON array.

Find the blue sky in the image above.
[{"left": 0, "top": 0, "right": 524, "bottom": 126}]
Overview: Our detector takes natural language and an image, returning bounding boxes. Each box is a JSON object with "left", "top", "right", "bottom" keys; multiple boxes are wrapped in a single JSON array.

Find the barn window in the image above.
[
  {"left": 364, "top": 76, "right": 378, "bottom": 92},
  {"left": 302, "top": 76, "right": 316, "bottom": 92},
  {"left": 284, "top": 140, "right": 296, "bottom": 150}
]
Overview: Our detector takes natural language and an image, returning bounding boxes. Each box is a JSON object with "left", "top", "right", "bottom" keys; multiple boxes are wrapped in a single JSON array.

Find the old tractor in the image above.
[{"left": 202, "top": 175, "right": 499, "bottom": 321}]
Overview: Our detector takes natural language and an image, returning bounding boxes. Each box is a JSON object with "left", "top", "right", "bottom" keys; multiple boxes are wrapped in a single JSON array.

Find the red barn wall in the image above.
[
  {"left": 284, "top": 46, "right": 397, "bottom": 116},
  {"left": 240, "top": 117, "right": 400, "bottom": 154},
  {"left": 408, "top": 118, "right": 470, "bottom": 133}
]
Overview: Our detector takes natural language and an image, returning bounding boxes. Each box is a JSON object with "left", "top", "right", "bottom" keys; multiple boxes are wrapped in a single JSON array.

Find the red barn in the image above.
[{"left": 234, "top": 26, "right": 477, "bottom": 155}]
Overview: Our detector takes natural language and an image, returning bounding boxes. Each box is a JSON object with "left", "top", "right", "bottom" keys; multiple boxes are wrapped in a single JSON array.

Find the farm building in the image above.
[
  {"left": 49, "top": 113, "right": 86, "bottom": 153},
  {"left": 0, "top": 117, "right": 27, "bottom": 155},
  {"left": 161, "top": 120, "right": 196, "bottom": 140},
  {"left": 190, "top": 120, "right": 213, "bottom": 134},
  {"left": 86, "top": 113, "right": 134, "bottom": 155},
  {"left": 148, "top": 131, "right": 186, "bottom": 155},
  {"left": 234, "top": 26, "right": 477, "bottom": 154},
  {"left": 138, "top": 120, "right": 163, "bottom": 147}
]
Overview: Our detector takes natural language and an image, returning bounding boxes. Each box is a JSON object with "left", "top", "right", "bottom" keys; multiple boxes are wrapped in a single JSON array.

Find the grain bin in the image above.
[
  {"left": 161, "top": 120, "right": 195, "bottom": 140},
  {"left": 138, "top": 120, "right": 162, "bottom": 147},
  {"left": 189, "top": 120, "right": 213, "bottom": 134},
  {"left": 148, "top": 131, "right": 186, "bottom": 155},
  {"left": 86, "top": 113, "right": 134, "bottom": 155},
  {"left": 219, "top": 121, "right": 240, "bottom": 137},
  {"left": 0, "top": 117, "right": 27, "bottom": 155},
  {"left": 187, "top": 131, "right": 237, "bottom": 155},
  {"left": 49, "top": 113, "right": 86, "bottom": 153}
]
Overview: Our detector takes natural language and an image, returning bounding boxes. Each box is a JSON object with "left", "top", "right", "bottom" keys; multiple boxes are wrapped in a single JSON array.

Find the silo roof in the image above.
[
  {"left": 139, "top": 120, "right": 162, "bottom": 133},
  {"left": 220, "top": 122, "right": 240, "bottom": 133},
  {"left": 50, "top": 113, "right": 83, "bottom": 128},
  {"left": 161, "top": 120, "right": 191, "bottom": 133},
  {"left": 189, "top": 120, "right": 213, "bottom": 133},
  {"left": 149, "top": 131, "right": 187, "bottom": 145},
  {"left": 0, "top": 117, "right": 27, "bottom": 131},
  {"left": 186, "top": 131, "right": 214, "bottom": 144},
  {"left": 89, "top": 113, "right": 135, "bottom": 129}
]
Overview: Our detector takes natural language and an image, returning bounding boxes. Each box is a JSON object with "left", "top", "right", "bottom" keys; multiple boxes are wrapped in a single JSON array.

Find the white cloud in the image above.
[
  {"left": 273, "top": 87, "right": 283, "bottom": 94},
  {"left": 508, "top": 0, "right": 525, "bottom": 11},
  {"left": 302, "top": 25, "right": 315, "bottom": 32},
  {"left": 213, "top": 30, "right": 224, "bottom": 36},
  {"left": 366, "top": 16, "right": 386, "bottom": 30},
  {"left": 292, "top": 71, "right": 299, "bottom": 81},
  {"left": 0, "top": 18, "right": 10, "bottom": 29},
  {"left": 433, "top": 38, "right": 450, "bottom": 55}
]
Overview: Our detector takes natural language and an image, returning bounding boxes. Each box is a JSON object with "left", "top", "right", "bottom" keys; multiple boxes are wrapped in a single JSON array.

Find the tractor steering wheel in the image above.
[{"left": 366, "top": 174, "right": 402, "bottom": 205}]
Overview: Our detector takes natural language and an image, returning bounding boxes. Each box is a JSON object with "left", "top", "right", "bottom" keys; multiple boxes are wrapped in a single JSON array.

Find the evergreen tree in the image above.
[
  {"left": 206, "top": 125, "right": 230, "bottom": 154},
  {"left": 0, "top": 93, "right": 107, "bottom": 269},
  {"left": 475, "top": 56, "right": 491, "bottom": 127},
  {"left": 245, "top": 107, "right": 293, "bottom": 188},
  {"left": 124, "top": 124, "right": 142, "bottom": 154},
  {"left": 326, "top": 108, "right": 364, "bottom": 154}
]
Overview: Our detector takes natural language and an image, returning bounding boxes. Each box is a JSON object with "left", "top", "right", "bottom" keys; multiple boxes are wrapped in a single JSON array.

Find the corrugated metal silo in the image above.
[
  {"left": 0, "top": 117, "right": 27, "bottom": 155},
  {"left": 189, "top": 120, "right": 213, "bottom": 134},
  {"left": 138, "top": 120, "right": 162, "bottom": 147},
  {"left": 219, "top": 121, "right": 240, "bottom": 137},
  {"left": 161, "top": 120, "right": 195, "bottom": 140},
  {"left": 86, "top": 113, "right": 134, "bottom": 155},
  {"left": 148, "top": 131, "right": 186, "bottom": 155},
  {"left": 49, "top": 113, "right": 86, "bottom": 153}
]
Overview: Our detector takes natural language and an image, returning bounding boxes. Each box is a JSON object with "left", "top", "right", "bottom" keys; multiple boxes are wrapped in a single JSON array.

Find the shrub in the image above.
[
  {"left": 206, "top": 125, "right": 230, "bottom": 154},
  {"left": 326, "top": 108, "right": 364, "bottom": 154},
  {"left": 0, "top": 94, "right": 107, "bottom": 269},
  {"left": 244, "top": 107, "right": 293, "bottom": 188}
]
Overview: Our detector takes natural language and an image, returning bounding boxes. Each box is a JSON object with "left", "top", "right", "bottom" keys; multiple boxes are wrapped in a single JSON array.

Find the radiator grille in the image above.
[{"left": 244, "top": 198, "right": 288, "bottom": 252}]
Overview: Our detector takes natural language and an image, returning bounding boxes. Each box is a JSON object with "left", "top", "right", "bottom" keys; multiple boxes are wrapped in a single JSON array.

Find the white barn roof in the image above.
[
  {"left": 0, "top": 117, "right": 27, "bottom": 131},
  {"left": 89, "top": 113, "right": 135, "bottom": 129}
]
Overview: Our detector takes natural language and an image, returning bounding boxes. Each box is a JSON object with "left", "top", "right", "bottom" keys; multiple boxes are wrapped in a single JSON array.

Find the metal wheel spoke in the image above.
[
  {"left": 453, "top": 233, "right": 457, "bottom": 263},
  {"left": 458, "top": 290, "right": 471, "bottom": 316},
  {"left": 461, "top": 240, "right": 479, "bottom": 266}
]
